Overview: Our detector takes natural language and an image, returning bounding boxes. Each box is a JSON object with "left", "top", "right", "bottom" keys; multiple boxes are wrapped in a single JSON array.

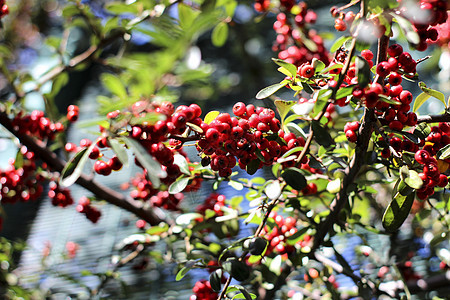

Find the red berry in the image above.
[{"left": 361, "top": 49, "right": 374, "bottom": 61}]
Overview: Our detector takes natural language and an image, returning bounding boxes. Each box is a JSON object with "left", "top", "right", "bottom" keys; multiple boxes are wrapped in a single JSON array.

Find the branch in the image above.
[
  {"left": 417, "top": 113, "right": 450, "bottom": 123},
  {"left": 0, "top": 111, "right": 164, "bottom": 225},
  {"left": 311, "top": 33, "right": 390, "bottom": 252}
]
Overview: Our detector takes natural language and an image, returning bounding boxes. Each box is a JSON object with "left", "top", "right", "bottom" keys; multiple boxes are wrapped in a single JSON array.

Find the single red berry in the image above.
[
  {"left": 387, "top": 44, "right": 403, "bottom": 57},
  {"left": 334, "top": 18, "right": 347, "bottom": 31},
  {"left": 361, "top": 49, "right": 374, "bottom": 61}
]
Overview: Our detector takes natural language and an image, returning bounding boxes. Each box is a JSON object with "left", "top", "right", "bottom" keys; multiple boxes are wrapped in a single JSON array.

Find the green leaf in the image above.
[
  {"left": 301, "top": 81, "right": 314, "bottom": 94},
  {"left": 60, "top": 141, "right": 99, "bottom": 187},
  {"left": 204, "top": 111, "right": 220, "bottom": 124},
  {"left": 173, "top": 154, "right": 190, "bottom": 175},
  {"left": 256, "top": 81, "right": 288, "bottom": 99},
  {"left": 281, "top": 168, "right": 307, "bottom": 190},
  {"left": 418, "top": 82, "right": 447, "bottom": 108},
  {"left": 336, "top": 86, "right": 354, "bottom": 99},
  {"left": 48, "top": 72, "right": 69, "bottom": 99},
  {"left": 355, "top": 56, "right": 371, "bottom": 89},
  {"left": 311, "top": 120, "right": 334, "bottom": 148},
  {"left": 437, "top": 144, "right": 450, "bottom": 160},
  {"left": 272, "top": 58, "right": 297, "bottom": 78},
  {"left": 246, "top": 159, "right": 260, "bottom": 175},
  {"left": 413, "top": 122, "right": 431, "bottom": 140},
  {"left": 178, "top": 3, "right": 200, "bottom": 29},
  {"left": 286, "top": 227, "right": 309, "bottom": 245},
  {"left": 176, "top": 266, "right": 192, "bottom": 281},
  {"left": 392, "top": 13, "right": 420, "bottom": 45},
  {"left": 274, "top": 100, "right": 296, "bottom": 122},
  {"left": 382, "top": 192, "right": 415, "bottom": 232},
  {"left": 330, "top": 36, "right": 352, "bottom": 52},
  {"left": 413, "top": 92, "right": 431, "bottom": 112},
  {"left": 379, "top": 94, "right": 402, "bottom": 105},
  {"left": 212, "top": 22, "right": 229, "bottom": 47},
  {"left": 122, "top": 137, "right": 165, "bottom": 189},
  {"left": 401, "top": 131, "right": 420, "bottom": 144},
  {"left": 223, "top": 258, "right": 250, "bottom": 281},
  {"left": 210, "top": 270, "right": 222, "bottom": 292},
  {"left": 265, "top": 180, "right": 281, "bottom": 200},
  {"left": 109, "top": 138, "right": 128, "bottom": 167},
  {"left": 14, "top": 150, "right": 24, "bottom": 169},
  {"left": 404, "top": 169, "right": 423, "bottom": 190},
  {"left": 101, "top": 73, "right": 127, "bottom": 99},
  {"left": 168, "top": 176, "right": 190, "bottom": 194}
]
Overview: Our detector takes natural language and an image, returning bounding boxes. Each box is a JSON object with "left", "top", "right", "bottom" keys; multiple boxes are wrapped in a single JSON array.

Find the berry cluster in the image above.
[
  {"left": 272, "top": 3, "right": 330, "bottom": 67},
  {"left": 190, "top": 280, "right": 218, "bottom": 300},
  {"left": 66, "top": 105, "right": 79, "bottom": 123},
  {"left": 262, "top": 212, "right": 311, "bottom": 256},
  {"left": 48, "top": 181, "right": 74, "bottom": 207},
  {"left": 196, "top": 193, "right": 226, "bottom": 221},
  {"left": 399, "top": 0, "right": 449, "bottom": 51},
  {"left": 197, "top": 103, "right": 307, "bottom": 175},
  {"left": 0, "top": 147, "right": 44, "bottom": 204},
  {"left": 331, "top": 8, "right": 356, "bottom": 32},
  {"left": 12, "top": 110, "right": 65, "bottom": 141},
  {"left": 344, "top": 121, "right": 360, "bottom": 143},
  {"left": 76, "top": 196, "right": 102, "bottom": 223}
]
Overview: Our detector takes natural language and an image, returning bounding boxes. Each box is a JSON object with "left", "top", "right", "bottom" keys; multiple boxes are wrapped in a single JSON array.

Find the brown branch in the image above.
[
  {"left": 311, "top": 33, "right": 389, "bottom": 252},
  {"left": 0, "top": 111, "right": 163, "bottom": 225},
  {"left": 417, "top": 113, "right": 450, "bottom": 123}
]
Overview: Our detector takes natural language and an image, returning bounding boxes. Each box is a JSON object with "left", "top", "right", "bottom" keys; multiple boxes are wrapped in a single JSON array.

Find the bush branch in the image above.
[{"left": 0, "top": 111, "right": 164, "bottom": 225}]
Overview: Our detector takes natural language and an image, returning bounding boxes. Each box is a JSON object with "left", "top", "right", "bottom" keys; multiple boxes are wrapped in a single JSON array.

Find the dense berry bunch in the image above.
[
  {"left": 197, "top": 103, "right": 309, "bottom": 175},
  {"left": 262, "top": 212, "right": 311, "bottom": 256},
  {"left": 48, "top": 181, "right": 74, "bottom": 207},
  {"left": 12, "top": 110, "right": 65, "bottom": 141},
  {"left": 189, "top": 280, "right": 218, "bottom": 300},
  {"left": 272, "top": 3, "right": 330, "bottom": 67},
  {"left": 399, "top": 0, "right": 449, "bottom": 51},
  {"left": 76, "top": 196, "right": 102, "bottom": 223},
  {"left": 0, "top": 147, "right": 44, "bottom": 204}
]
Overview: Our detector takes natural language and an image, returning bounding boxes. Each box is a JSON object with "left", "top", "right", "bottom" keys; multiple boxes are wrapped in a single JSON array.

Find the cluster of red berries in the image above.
[
  {"left": 263, "top": 212, "right": 311, "bottom": 256},
  {"left": 12, "top": 110, "right": 65, "bottom": 141},
  {"left": 344, "top": 121, "right": 360, "bottom": 143},
  {"left": 0, "top": 0, "right": 9, "bottom": 19},
  {"left": 196, "top": 193, "right": 226, "bottom": 221},
  {"left": 415, "top": 155, "right": 448, "bottom": 201},
  {"left": 189, "top": 280, "right": 218, "bottom": 300},
  {"left": 331, "top": 8, "right": 356, "bottom": 32},
  {"left": 348, "top": 46, "right": 418, "bottom": 132},
  {"left": 76, "top": 196, "right": 102, "bottom": 223},
  {"left": 48, "top": 181, "right": 74, "bottom": 207},
  {"left": 0, "top": 147, "right": 44, "bottom": 204},
  {"left": 197, "top": 103, "right": 306, "bottom": 175},
  {"left": 253, "top": 0, "right": 269, "bottom": 12},
  {"left": 273, "top": 4, "right": 330, "bottom": 67},
  {"left": 149, "top": 190, "right": 184, "bottom": 210},
  {"left": 66, "top": 105, "right": 79, "bottom": 122},
  {"left": 399, "top": 0, "right": 448, "bottom": 51}
]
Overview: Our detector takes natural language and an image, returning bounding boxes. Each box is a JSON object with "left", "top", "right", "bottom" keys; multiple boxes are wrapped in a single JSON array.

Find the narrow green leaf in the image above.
[
  {"left": 355, "top": 56, "right": 371, "bottom": 88},
  {"left": 393, "top": 14, "right": 420, "bottom": 45},
  {"left": 413, "top": 123, "right": 431, "bottom": 140},
  {"left": 418, "top": 82, "right": 447, "bottom": 108},
  {"left": 281, "top": 168, "right": 307, "bottom": 190},
  {"left": 437, "top": 144, "right": 450, "bottom": 160},
  {"left": 256, "top": 81, "right": 288, "bottom": 99},
  {"left": 272, "top": 58, "right": 297, "bottom": 78},
  {"left": 301, "top": 81, "right": 314, "bottom": 94},
  {"left": 122, "top": 137, "right": 166, "bottom": 189},
  {"left": 335, "top": 86, "right": 354, "bottom": 99},
  {"left": 382, "top": 192, "right": 415, "bottom": 232},
  {"left": 109, "top": 138, "right": 128, "bottom": 167},
  {"left": 274, "top": 100, "right": 296, "bottom": 122},
  {"left": 178, "top": 3, "right": 199, "bottom": 29},
  {"left": 210, "top": 270, "right": 222, "bottom": 292},
  {"left": 404, "top": 170, "right": 423, "bottom": 190},
  {"left": 60, "top": 141, "right": 97, "bottom": 187},
  {"left": 204, "top": 111, "right": 220, "bottom": 124},
  {"left": 176, "top": 266, "right": 191, "bottom": 281},
  {"left": 173, "top": 154, "right": 190, "bottom": 175},
  {"left": 311, "top": 120, "right": 334, "bottom": 148},
  {"left": 286, "top": 226, "right": 309, "bottom": 245},
  {"left": 265, "top": 180, "right": 282, "bottom": 200},
  {"left": 330, "top": 36, "right": 352, "bottom": 52},
  {"left": 169, "top": 176, "right": 190, "bottom": 194},
  {"left": 212, "top": 22, "right": 229, "bottom": 47},
  {"left": 413, "top": 92, "right": 431, "bottom": 112},
  {"left": 101, "top": 73, "right": 127, "bottom": 99}
]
